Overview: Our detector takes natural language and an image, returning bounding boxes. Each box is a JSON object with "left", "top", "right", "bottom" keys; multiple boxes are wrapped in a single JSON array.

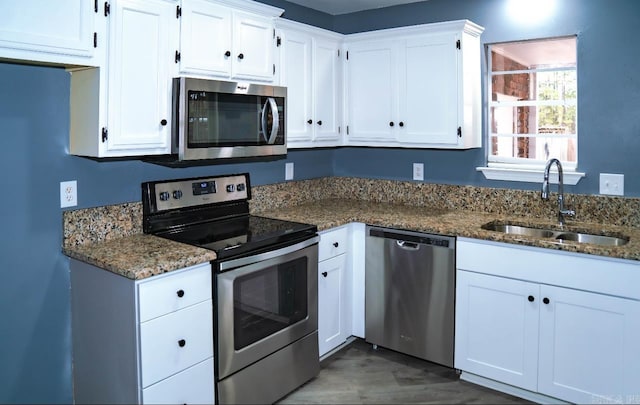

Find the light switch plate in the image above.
[
  {"left": 413, "top": 163, "right": 424, "bottom": 181},
  {"left": 285, "top": 162, "right": 294, "bottom": 181},
  {"left": 60, "top": 180, "right": 78, "bottom": 208},
  {"left": 599, "top": 173, "right": 624, "bottom": 196}
]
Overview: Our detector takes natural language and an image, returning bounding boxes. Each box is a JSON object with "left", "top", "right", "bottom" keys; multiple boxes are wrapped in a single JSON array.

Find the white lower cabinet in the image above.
[
  {"left": 70, "top": 260, "right": 215, "bottom": 404},
  {"left": 455, "top": 238, "right": 640, "bottom": 404},
  {"left": 318, "top": 226, "right": 350, "bottom": 357}
]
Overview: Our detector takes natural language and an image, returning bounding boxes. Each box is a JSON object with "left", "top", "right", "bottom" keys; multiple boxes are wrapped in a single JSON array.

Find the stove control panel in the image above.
[{"left": 148, "top": 174, "right": 249, "bottom": 212}]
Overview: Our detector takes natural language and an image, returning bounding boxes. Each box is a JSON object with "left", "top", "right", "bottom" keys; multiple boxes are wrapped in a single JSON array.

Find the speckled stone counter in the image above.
[
  {"left": 254, "top": 198, "right": 640, "bottom": 261},
  {"left": 63, "top": 176, "right": 640, "bottom": 280},
  {"left": 63, "top": 202, "right": 216, "bottom": 280}
]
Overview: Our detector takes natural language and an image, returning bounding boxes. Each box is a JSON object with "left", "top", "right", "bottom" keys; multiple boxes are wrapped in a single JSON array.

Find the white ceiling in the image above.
[{"left": 285, "top": 0, "right": 427, "bottom": 15}]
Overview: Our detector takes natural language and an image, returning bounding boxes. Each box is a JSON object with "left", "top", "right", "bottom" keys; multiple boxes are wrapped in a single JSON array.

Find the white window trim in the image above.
[{"left": 477, "top": 165, "right": 585, "bottom": 185}]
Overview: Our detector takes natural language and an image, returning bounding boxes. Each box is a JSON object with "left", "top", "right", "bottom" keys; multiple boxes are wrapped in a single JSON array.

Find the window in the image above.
[{"left": 479, "top": 36, "right": 583, "bottom": 183}]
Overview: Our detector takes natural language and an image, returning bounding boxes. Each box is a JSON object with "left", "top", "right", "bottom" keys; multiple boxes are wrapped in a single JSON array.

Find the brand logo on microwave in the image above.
[{"left": 235, "top": 82, "right": 250, "bottom": 94}]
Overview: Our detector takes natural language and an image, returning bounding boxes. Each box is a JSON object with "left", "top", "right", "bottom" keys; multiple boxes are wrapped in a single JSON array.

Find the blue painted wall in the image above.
[{"left": 2, "top": 0, "right": 640, "bottom": 403}]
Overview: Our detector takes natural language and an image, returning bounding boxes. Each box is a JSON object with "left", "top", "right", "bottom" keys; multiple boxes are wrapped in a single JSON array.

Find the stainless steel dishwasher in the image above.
[{"left": 365, "top": 225, "right": 455, "bottom": 367}]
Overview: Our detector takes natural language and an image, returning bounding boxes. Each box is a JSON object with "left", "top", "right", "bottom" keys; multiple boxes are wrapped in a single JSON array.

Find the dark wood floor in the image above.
[{"left": 277, "top": 339, "right": 532, "bottom": 404}]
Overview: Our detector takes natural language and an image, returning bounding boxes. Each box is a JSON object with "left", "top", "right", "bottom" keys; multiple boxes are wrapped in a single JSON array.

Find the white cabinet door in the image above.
[
  {"left": 105, "top": 0, "right": 176, "bottom": 155},
  {"left": 179, "top": 0, "right": 232, "bottom": 77},
  {"left": 232, "top": 12, "right": 274, "bottom": 81},
  {"left": 313, "top": 37, "right": 342, "bottom": 144},
  {"left": 318, "top": 253, "right": 348, "bottom": 357},
  {"left": 455, "top": 270, "right": 539, "bottom": 391},
  {"left": 538, "top": 285, "right": 640, "bottom": 404},
  {"left": 0, "top": 0, "right": 96, "bottom": 62},
  {"left": 398, "top": 33, "right": 459, "bottom": 145},
  {"left": 345, "top": 40, "right": 397, "bottom": 142},
  {"left": 281, "top": 29, "right": 313, "bottom": 143}
]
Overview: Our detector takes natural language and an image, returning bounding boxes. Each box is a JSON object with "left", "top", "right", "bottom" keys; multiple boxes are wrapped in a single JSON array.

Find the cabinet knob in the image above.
[
  {"left": 543, "top": 297, "right": 550, "bottom": 304},
  {"left": 333, "top": 242, "right": 339, "bottom": 247},
  {"left": 317, "top": 120, "right": 323, "bottom": 126},
  {"left": 238, "top": 53, "right": 244, "bottom": 60},
  {"left": 307, "top": 119, "right": 313, "bottom": 124},
  {"left": 176, "top": 289, "right": 185, "bottom": 298},
  {"left": 225, "top": 50, "right": 231, "bottom": 57},
  {"left": 399, "top": 121, "right": 404, "bottom": 127},
  {"left": 178, "top": 339, "right": 186, "bottom": 347},
  {"left": 528, "top": 295, "right": 534, "bottom": 302},
  {"left": 321, "top": 272, "right": 328, "bottom": 277},
  {"left": 389, "top": 121, "right": 394, "bottom": 127},
  {"left": 160, "top": 119, "right": 168, "bottom": 126}
]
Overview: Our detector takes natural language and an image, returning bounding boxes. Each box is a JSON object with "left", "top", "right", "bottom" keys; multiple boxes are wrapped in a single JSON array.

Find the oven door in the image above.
[{"left": 216, "top": 236, "right": 319, "bottom": 380}]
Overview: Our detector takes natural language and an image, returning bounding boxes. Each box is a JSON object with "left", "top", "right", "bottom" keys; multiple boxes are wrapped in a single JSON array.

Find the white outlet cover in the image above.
[
  {"left": 60, "top": 180, "right": 78, "bottom": 208},
  {"left": 599, "top": 173, "right": 624, "bottom": 196},
  {"left": 413, "top": 163, "right": 424, "bottom": 181},
  {"left": 285, "top": 162, "right": 294, "bottom": 181}
]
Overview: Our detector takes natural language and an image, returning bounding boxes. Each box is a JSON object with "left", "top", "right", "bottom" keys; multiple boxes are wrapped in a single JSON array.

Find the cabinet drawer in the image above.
[
  {"left": 138, "top": 263, "right": 211, "bottom": 322},
  {"left": 140, "top": 300, "right": 213, "bottom": 387},
  {"left": 142, "top": 357, "right": 214, "bottom": 404},
  {"left": 319, "top": 227, "right": 348, "bottom": 261}
]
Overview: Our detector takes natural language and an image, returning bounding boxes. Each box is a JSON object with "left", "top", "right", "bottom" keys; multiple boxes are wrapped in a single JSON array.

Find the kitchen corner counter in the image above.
[
  {"left": 255, "top": 198, "right": 640, "bottom": 262},
  {"left": 63, "top": 234, "right": 217, "bottom": 280}
]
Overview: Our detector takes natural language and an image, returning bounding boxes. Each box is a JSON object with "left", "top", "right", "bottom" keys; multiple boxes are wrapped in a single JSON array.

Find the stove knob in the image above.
[
  {"left": 237, "top": 183, "right": 246, "bottom": 192},
  {"left": 159, "top": 191, "right": 170, "bottom": 201},
  {"left": 172, "top": 190, "right": 183, "bottom": 199},
  {"left": 226, "top": 184, "right": 235, "bottom": 193}
]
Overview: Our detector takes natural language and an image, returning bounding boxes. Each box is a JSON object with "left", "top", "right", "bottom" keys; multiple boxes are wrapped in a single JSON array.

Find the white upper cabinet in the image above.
[
  {"left": 344, "top": 20, "right": 483, "bottom": 149},
  {"left": 277, "top": 20, "right": 343, "bottom": 148},
  {"left": 0, "top": 0, "right": 101, "bottom": 66},
  {"left": 70, "top": 0, "right": 179, "bottom": 158},
  {"left": 178, "top": 0, "right": 283, "bottom": 82}
]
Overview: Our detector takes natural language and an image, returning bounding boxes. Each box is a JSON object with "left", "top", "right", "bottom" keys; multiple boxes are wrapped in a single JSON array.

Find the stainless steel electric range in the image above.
[{"left": 142, "top": 173, "right": 320, "bottom": 404}]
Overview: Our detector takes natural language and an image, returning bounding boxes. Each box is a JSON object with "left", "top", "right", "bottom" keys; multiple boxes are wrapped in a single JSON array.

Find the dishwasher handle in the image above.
[{"left": 368, "top": 226, "right": 454, "bottom": 249}]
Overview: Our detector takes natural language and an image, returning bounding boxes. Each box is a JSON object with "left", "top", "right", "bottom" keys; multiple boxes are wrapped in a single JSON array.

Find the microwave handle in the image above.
[{"left": 261, "top": 97, "right": 280, "bottom": 144}]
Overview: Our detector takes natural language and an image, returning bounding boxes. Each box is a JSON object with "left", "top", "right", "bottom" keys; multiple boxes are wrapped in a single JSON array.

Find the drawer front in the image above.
[
  {"left": 140, "top": 300, "right": 213, "bottom": 387},
  {"left": 142, "top": 357, "right": 214, "bottom": 404},
  {"left": 319, "top": 226, "right": 348, "bottom": 261},
  {"left": 138, "top": 263, "right": 211, "bottom": 322}
]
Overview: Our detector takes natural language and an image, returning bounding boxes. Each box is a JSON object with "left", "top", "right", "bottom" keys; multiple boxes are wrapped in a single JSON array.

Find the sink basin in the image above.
[
  {"left": 481, "top": 221, "right": 629, "bottom": 246},
  {"left": 554, "top": 232, "right": 629, "bottom": 246},
  {"left": 481, "top": 223, "right": 555, "bottom": 238}
]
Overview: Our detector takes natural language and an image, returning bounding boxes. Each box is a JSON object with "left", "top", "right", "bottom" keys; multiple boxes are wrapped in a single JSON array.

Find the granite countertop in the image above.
[
  {"left": 63, "top": 234, "right": 217, "bottom": 280},
  {"left": 255, "top": 198, "right": 640, "bottom": 262}
]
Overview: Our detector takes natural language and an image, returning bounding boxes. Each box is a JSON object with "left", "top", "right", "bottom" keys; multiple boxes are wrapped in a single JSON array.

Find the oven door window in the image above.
[
  {"left": 233, "top": 256, "right": 308, "bottom": 350},
  {"left": 187, "top": 91, "right": 285, "bottom": 148}
]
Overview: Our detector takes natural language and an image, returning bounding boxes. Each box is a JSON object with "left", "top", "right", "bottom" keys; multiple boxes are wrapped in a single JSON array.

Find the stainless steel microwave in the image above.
[{"left": 172, "top": 77, "right": 287, "bottom": 162}]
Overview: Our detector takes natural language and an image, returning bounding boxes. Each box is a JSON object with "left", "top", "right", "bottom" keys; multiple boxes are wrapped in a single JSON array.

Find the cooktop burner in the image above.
[
  {"left": 142, "top": 173, "right": 318, "bottom": 262},
  {"left": 156, "top": 215, "right": 317, "bottom": 259}
]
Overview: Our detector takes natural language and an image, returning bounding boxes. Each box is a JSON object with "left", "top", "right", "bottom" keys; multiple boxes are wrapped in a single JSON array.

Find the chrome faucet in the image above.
[{"left": 541, "top": 158, "right": 575, "bottom": 226}]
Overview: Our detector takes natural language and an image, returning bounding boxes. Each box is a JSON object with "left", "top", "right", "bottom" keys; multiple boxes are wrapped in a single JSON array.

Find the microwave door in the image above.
[{"left": 261, "top": 97, "right": 280, "bottom": 145}]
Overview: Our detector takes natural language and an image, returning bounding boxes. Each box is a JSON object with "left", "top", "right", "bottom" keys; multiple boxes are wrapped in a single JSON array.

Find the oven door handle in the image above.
[{"left": 219, "top": 236, "right": 319, "bottom": 272}]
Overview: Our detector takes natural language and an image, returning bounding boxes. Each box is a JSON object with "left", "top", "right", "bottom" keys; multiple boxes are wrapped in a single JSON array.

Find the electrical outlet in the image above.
[
  {"left": 60, "top": 180, "right": 78, "bottom": 208},
  {"left": 285, "top": 162, "right": 294, "bottom": 181},
  {"left": 599, "top": 173, "right": 624, "bottom": 196},
  {"left": 413, "top": 163, "right": 424, "bottom": 181}
]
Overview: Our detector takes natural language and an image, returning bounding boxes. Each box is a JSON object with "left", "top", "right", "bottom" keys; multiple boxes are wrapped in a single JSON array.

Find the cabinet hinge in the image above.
[
  {"left": 94, "top": 0, "right": 98, "bottom": 13},
  {"left": 276, "top": 36, "right": 281, "bottom": 47},
  {"left": 346, "top": 51, "right": 349, "bottom": 60},
  {"left": 176, "top": 5, "right": 181, "bottom": 18},
  {"left": 101, "top": 127, "right": 108, "bottom": 142},
  {"left": 175, "top": 50, "right": 181, "bottom": 63},
  {"left": 457, "top": 126, "right": 462, "bottom": 137},
  {"left": 337, "top": 49, "right": 340, "bottom": 57},
  {"left": 347, "top": 126, "right": 349, "bottom": 135},
  {"left": 456, "top": 39, "right": 461, "bottom": 49},
  {"left": 338, "top": 126, "right": 341, "bottom": 134},
  {"left": 273, "top": 28, "right": 276, "bottom": 38},
  {"left": 93, "top": 32, "right": 97, "bottom": 48},
  {"left": 104, "top": 1, "right": 110, "bottom": 17},
  {"left": 273, "top": 64, "right": 276, "bottom": 75}
]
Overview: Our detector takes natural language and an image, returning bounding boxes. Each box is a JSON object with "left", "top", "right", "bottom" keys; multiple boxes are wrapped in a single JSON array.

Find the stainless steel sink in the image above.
[
  {"left": 554, "top": 232, "right": 629, "bottom": 246},
  {"left": 481, "top": 221, "right": 629, "bottom": 246}
]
